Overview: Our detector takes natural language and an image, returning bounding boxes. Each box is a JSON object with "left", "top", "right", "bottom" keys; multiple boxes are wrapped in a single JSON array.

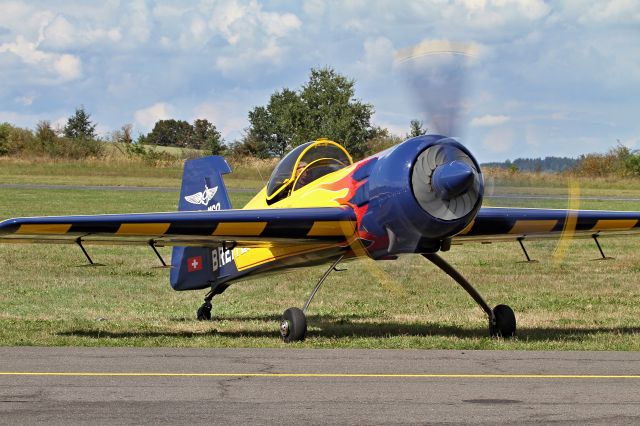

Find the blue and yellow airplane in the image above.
[{"left": 2, "top": 136, "right": 640, "bottom": 342}]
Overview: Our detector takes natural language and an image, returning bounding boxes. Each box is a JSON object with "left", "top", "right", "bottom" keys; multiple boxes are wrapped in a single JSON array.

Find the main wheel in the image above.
[
  {"left": 197, "top": 302, "right": 212, "bottom": 321},
  {"left": 280, "top": 307, "right": 307, "bottom": 342},
  {"left": 490, "top": 304, "right": 516, "bottom": 338}
]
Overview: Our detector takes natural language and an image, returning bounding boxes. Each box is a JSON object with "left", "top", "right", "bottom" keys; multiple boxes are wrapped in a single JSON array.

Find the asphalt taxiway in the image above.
[{"left": 1, "top": 347, "right": 639, "bottom": 425}]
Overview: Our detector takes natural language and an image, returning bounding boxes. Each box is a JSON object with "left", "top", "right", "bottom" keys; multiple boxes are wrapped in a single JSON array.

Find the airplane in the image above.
[{"left": 2, "top": 136, "right": 640, "bottom": 342}]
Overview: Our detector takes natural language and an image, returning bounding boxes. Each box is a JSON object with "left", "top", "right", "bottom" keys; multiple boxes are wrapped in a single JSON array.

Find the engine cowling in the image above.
[{"left": 359, "top": 135, "right": 483, "bottom": 257}]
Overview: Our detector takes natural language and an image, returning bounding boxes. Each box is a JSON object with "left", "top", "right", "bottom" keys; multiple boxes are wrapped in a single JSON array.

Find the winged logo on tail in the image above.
[{"left": 184, "top": 185, "right": 218, "bottom": 207}]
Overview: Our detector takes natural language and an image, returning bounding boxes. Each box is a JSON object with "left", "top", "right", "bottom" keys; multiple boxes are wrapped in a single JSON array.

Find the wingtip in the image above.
[{"left": 0, "top": 218, "right": 20, "bottom": 235}]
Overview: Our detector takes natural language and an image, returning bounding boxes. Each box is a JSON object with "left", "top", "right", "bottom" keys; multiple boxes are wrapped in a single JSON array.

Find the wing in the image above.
[
  {"left": 0, "top": 207, "right": 357, "bottom": 248},
  {"left": 184, "top": 192, "right": 204, "bottom": 206},
  {"left": 454, "top": 207, "right": 640, "bottom": 242}
]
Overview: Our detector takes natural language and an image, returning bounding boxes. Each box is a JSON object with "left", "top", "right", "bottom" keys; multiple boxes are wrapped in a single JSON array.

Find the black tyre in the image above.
[
  {"left": 197, "top": 302, "right": 212, "bottom": 321},
  {"left": 490, "top": 304, "right": 516, "bottom": 338},
  {"left": 280, "top": 307, "right": 307, "bottom": 342}
]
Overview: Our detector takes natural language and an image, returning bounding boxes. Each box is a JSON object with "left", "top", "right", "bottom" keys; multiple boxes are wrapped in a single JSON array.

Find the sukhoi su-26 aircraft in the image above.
[{"left": 3, "top": 136, "right": 640, "bottom": 342}]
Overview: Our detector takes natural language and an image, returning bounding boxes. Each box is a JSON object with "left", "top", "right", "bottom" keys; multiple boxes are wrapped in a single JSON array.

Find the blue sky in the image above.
[{"left": 0, "top": 0, "right": 638, "bottom": 162}]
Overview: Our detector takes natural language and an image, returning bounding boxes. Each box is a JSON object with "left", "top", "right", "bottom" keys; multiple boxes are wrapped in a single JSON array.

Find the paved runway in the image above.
[{"left": 1, "top": 348, "right": 639, "bottom": 425}]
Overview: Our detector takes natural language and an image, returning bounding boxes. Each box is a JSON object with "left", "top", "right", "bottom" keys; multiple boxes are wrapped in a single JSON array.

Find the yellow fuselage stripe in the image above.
[
  {"left": 0, "top": 372, "right": 639, "bottom": 379},
  {"left": 234, "top": 243, "right": 336, "bottom": 271},
  {"left": 307, "top": 220, "right": 356, "bottom": 237}
]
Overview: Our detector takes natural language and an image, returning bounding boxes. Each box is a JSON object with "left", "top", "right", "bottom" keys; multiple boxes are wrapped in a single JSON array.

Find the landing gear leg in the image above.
[
  {"left": 422, "top": 253, "right": 516, "bottom": 337},
  {"left": 591, "top": 233, "right": 614, "bottom": 260},
  {"left": 279, "top": 255, "right": 344, "bottom": 342},
  {"left": 517, "top": 237, "right": 537, "bottom": 263},
  {"left": 196, "top": 290, "right": 214, "bottom": 321}
]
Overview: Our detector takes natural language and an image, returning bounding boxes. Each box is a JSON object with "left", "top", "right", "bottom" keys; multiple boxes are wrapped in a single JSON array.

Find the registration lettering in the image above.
[{"left": 211, "top": 247, "right": 250, "bottom": 271}]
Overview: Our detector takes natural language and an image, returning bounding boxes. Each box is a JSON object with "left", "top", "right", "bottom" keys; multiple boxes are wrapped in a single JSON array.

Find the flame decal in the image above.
[{"left": 315, "top": 158, "right": 386, "bottom": 255}]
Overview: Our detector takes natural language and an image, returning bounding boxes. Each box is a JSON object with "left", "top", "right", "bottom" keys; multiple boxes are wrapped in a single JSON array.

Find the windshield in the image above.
[
  {"left": 266, "top": 139, "right": 352, "bottom": 200},
  {"left": 266, "top": 142, "right": 313, "bottom": 198}
]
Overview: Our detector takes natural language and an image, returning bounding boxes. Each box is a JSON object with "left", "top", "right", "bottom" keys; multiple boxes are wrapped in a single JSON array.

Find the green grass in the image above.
[
  {"left": 1, "top": 175, "right": 640, "bottom": 350},
  {"left": 0, "top": 158, "right": 266, "bottom": 189}
]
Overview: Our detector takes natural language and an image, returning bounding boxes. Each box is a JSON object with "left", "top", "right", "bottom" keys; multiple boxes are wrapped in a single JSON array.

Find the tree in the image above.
[
  {"left": 299, "top": 68, "right": 374, "bottom": 157},
  {"left": 230, "top": 131, "right": 269, "bottom": 159},
  {"left": 407, "top": 119, "right": 427, "bottom": 138},
  {"left": 64, "top": 106, "right": 97, "bottom": 140},
  {"left": 245, "top": 67, "right": 376, "bottom": 158},
  {"left": 365, "top": 127, "right": 402, "bottom": 156},
  {"left": 120, "top": 124, "right": 133, "bottom": 144},
  {"left": 247, "top": 89, "right": 305, "bottom": 157},
  {"left": 193, "top": 119, "right": 223, "bottom": 154},
  {"left": 109, "top": 124, "right": 133, "bottom": 146},
  {"left": 35, "top": 120, "right": 56, "bottom": 144},
  {"left": 144, "top": 119, "right": 194, "bottom": 148}
]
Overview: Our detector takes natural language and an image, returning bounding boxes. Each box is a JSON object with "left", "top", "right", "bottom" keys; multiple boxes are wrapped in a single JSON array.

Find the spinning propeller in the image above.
[
  {"left": 396, "top": 40, "right": 483, "bottom": 222},
  {"left": 396, "top": 39, "right": 578, "bottom": 263}
]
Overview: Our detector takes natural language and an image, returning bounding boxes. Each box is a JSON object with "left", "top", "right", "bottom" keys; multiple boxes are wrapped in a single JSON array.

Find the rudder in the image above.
[{"left": 170, "top": 156, "right": 232, "bottom": 291}]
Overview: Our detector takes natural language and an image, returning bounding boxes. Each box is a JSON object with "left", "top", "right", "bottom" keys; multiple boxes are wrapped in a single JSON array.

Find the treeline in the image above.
[
  {"left": 0, "top": 107, "right": 225, "bottom": 164},
  {"left": 482, "top": 145, "right": 640, "bottom": 178},
  {"left": 0, "top": 109, "right": 103, "bottom": 159},
  {"left": 483, "top": 156, "right": 578, "bottom": 172}
]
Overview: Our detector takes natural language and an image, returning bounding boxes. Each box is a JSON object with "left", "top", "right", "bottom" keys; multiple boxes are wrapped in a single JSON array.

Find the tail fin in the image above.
[{"left": 170, "top": 156, "right": 232, "bottom": 291}]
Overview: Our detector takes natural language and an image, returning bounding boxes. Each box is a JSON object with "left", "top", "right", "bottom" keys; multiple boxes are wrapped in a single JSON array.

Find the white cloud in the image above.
[
  {"left": 261, "top": 11, "right": 302, "bottom": 38},
  {"left": 41, "top": 15, "right": 123, "bottom": 49},
  {"left": 0, "top": 35, "right": 82, "bottom": 81},
  {"left": 42, "top": 15, "right": 75, "bottom": 48},
  {"left": 14, "top": 95, "right": 35, "bottom": 106},
  {"left": 471, "top": 114, "right": 510, "bottom": 127},
  {"left": 578, "top": 0, "right": 640, "bottom": 24},
  {"left": 134, "top": 102, "right": 172, "bottom": 131},
  {"left": 303, "top": 0, "right": 325, "bottom": 16},
  {"left": 53, "top": 54, "right": 82, "bottom": 80},
  {"left": 191, "top": 101, "right": 246, "bottom": 140},
  {"left": 125, "top": 0, "right": 151, "bottom": 44},
  {"left": 206, "top": 0, "right": 302, "bottom": 75},
  {"left": 359, "top": 37, "right": 395, "bottom": 73},
  {"left": 455, "top": 0, "right": 550, "bottom": 26}
]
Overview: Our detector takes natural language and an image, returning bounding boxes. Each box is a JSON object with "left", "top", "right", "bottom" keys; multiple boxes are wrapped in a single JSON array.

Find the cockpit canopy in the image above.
[{"left": 266, "top": 139, "right": 353, "bottom": 203}]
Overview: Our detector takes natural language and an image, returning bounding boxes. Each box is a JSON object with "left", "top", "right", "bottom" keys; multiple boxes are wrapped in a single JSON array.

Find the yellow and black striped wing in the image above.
[
  {"left": 0, "top": 207, "right": 357, "bottom": 248},
  {"left": 455, "top": 207, "right": 640, "bottom": 242}
]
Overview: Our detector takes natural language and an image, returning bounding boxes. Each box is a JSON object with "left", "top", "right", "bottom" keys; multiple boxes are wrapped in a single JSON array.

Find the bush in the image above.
[
  {"left": 44, "top": 137, "right": 104, "bottom": 159},
  {"left": 574, "top": 145, "right": 640, "bottom": 178},
  {"left": 0, "top": 123, "right": 39, "bottom": 155},
  {"left": 0, "top": 122, "right": 104, "bottom": 159}
]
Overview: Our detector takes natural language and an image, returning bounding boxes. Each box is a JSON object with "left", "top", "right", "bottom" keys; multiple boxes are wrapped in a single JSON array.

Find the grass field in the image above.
[{"left": 1, "top": 160, "right": 640, "bottom": 350}]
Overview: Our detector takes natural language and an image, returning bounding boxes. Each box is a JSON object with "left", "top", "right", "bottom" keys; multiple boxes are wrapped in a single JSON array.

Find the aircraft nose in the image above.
[{"left": 431, "top": 160, "right": 475, "bottom": 200}]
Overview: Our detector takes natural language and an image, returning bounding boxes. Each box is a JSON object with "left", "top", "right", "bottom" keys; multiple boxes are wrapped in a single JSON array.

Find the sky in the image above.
[{"left": 0, "top": 0, "right": 638, "bottom": 163}]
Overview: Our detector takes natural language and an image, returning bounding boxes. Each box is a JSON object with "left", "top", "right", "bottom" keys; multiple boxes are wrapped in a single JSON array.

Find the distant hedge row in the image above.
[{"left": 0, "top": 122, "right": 103, "bottom": 159}]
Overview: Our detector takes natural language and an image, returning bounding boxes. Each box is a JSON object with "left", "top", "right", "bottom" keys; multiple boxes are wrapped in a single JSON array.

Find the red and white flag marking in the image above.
[{"left": 187, "top": 256, "right": 203, "bottom": 272}]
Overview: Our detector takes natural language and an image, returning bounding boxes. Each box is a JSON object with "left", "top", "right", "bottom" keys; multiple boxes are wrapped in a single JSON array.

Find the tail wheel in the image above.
[
  {"left": 491, "top": 304, "right": 516, "bottom": 338},
  {"left": 280, "top": 307, "right": 307, "bottom": 342},
  {"left": 196, "top": 302, "right": 212, "bottom": 321}
]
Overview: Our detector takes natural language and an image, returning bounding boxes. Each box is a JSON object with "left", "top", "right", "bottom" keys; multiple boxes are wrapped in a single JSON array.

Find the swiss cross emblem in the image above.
[{"left": 187, "top": 256, "right": 203, "bottom": 272}]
